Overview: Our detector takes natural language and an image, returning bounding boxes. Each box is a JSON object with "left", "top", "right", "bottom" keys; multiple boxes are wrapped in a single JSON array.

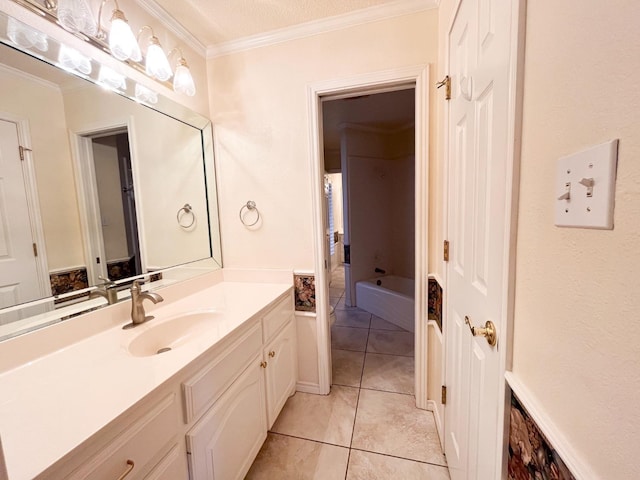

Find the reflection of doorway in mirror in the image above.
[
  {"left": 90, "top": 132, "right": 142, "bottom": 283},
  {"left": 0, "top": 117, "right": 51, "bottom": 321}
]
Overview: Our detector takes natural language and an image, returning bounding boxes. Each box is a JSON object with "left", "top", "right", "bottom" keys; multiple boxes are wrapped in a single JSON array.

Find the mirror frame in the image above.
[{"left": 0, "top": 3, "right": 222, "bottom": 341}]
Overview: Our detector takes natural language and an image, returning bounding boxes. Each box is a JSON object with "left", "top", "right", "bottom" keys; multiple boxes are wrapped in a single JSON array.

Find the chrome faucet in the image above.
[{"left": 123, "top": 280, "right": 163, "bottom": 329}]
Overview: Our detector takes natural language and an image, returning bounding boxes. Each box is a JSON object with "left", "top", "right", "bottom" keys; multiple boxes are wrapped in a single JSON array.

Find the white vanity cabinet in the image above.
[
  {"left": 186, "top": 358, "right": 267, "bottom": 480},
  {"left": 262, "top": 316, "right": 297, "bottom": 428},
  {"left": 26, "top": 289, "right": 295, "bottom": 480},
  {"left": 36, "top": 392, "right": 189, "bottom": 480},
  {"left": 185, "top": 292, "right": 296, "bottom": 480}
]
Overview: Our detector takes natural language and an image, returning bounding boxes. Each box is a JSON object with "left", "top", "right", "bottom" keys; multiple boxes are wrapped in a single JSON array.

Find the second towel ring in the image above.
[
  {"left": 177, "top": 203, "right": 196, "bottom": 228},
  {"left": 239, "top": 200, "right": 260, "bottom": 227}
]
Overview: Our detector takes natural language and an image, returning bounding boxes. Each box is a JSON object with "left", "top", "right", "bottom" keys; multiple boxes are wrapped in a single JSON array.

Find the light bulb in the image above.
[
  {"left": 135, "top": 83, "right": 158, "bottom": 104},
  {"left": 58, "top": 45, "right": 92, "bottom": 75},
  {"left": 145, "top": 38, "right": 172, "bottom": 81},
  {"left": 173, "top": 60, "right": 196, "bottom": 96},
  {"left": 57, "top": 0, "right": 97, "bottom": 36},
  {"left": 109, "top": 10, "right": 141, "bottom": 62},
  {"left": 98, "top": 65, "right": 126, "bottom": 90},
  {"left": 7, "top": 17, "right": 48, "bottom": 52}
]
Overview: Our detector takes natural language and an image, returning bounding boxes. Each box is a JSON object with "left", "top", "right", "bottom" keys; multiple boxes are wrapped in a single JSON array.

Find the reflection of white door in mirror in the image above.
[{"left": 0, "top": 118, "right": 49, "bottom": 319}]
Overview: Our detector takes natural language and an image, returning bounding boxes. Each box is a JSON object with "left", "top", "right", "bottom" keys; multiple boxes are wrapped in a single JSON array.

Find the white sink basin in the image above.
[{"left": 127, "top": 311, "right": 223, "bottom": 357}]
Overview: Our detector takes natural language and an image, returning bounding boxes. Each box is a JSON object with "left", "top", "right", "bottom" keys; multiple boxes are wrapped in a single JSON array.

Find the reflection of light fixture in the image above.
[
  {"left": 58, "top": 45, "right": 92, "bottom": 74},
  {"left": 168, "top": 48, "right": 196, "bottom": 97},
  {"left": 135, "top": 83, "right": 158, "bottom": 104},
  {"left": 98, "top": 65, "right": 126, "bottom": 90},
  {"left": 56, "top": 0, "right": 97, "bottom": 36},
  {"left": 138, "top": 26, "right": 172, "bottom": 81},
  {"left": 7, "top": 17, "right": 49, "bottom": 52},
  {"left": 97, "top": 0, "right": 141, "bottom": 62}
]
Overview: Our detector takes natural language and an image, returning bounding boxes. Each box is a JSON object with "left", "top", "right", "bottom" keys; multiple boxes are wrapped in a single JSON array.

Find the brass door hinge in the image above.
[
  {"left": 32, "top": 243, "right": 38, "bottom": 257},
  {"left": 441, "top": 385, "right": 447, "bottom": 405},
  {"left": 18, "top": 146, "right": 32, "bottom": 161},
  {"left": 436, "top": 75, "right": 451, "bottom": 100},
  {"left": 443, "top": 240, "right": 450, "bottom": 262}
]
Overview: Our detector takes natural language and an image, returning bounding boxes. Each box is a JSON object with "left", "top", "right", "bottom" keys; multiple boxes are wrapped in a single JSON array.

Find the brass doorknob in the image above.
[{"left": 464, "top": 316, "right": 497, "bottom": 347}]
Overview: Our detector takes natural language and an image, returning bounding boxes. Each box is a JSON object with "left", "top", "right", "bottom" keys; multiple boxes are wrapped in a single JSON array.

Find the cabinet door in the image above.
[
  {"left": 143, "top": 444, "right": 188, "bottom": 480},
  {"left": 186, "top": 357, "right": 267, "bottom": 480},
  {"left": 264, "top": 320, "right": 297, "bottom": 428}
]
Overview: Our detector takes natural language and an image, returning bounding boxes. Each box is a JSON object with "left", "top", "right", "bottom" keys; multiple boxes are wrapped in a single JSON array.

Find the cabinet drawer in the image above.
[
  {"left": 183, "top": 322, "right": 262, "bottom": 423},
  {"left": 262, "top": 293, "right": 294, "bottom": 343},
  {"left": 68, "top": 394, "right": 178, "bottom": 480}
]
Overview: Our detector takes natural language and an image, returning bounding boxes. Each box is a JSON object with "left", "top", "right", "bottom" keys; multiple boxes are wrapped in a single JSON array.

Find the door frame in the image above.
[
  {"left": 307, "top": 65, "right": 430, "bottom": 406},
  {"left": 0, "top": 112, "right": 51, "bottom": 298},
  {"left": 441, "top": 0, "right": 526, "bottom": 476},
  {"left": 69, "top": 117, "right": 147, "bottom": 285}
]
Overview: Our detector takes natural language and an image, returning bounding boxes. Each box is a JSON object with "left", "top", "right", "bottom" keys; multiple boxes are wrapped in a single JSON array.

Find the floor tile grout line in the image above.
[
  {"left": 349, "top": 447, "right": 449, "bottom": 469},
  {"left": 344, "top": 317, "right": 371, "bottom": 480},
  {"left": 267, "top": 431, "right": 350, "bottom": 450}
]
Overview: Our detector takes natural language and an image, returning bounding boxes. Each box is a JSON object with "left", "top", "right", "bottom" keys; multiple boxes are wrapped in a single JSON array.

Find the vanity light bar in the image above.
[{"left": 8, "top": 0, "right": 196, "bottom": 96}]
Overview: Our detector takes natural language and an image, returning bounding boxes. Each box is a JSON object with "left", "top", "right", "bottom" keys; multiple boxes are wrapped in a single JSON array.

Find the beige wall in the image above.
[
  {"left": 208, "top": 9, "right": 438, "bottom": 271},
  {"left": 512, "top": 2, "right": 640, "bottom": 478},
  {"left": 0, "top": 68, "right": 84, "bottom": 271}
]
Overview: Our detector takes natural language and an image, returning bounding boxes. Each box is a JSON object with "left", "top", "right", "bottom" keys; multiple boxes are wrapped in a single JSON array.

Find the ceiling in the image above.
[
  {"left": 149, "top": 0, "right": 421, "bottom": 49},
  {"left": 322, "top": 88, "right": 415, "bottom": 165}
]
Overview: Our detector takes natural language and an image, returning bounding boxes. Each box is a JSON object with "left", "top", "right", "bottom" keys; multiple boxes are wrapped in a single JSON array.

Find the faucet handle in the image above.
[
  {"left": 131, "top": 279, "right": 142, "bottom": 292},
  {"left": 99, "top": 275, "right": 116, "bottom": 287}
]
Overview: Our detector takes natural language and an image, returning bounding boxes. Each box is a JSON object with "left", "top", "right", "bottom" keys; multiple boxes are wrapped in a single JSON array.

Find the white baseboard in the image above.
[
  {"left": 427, "top": 400, "right": 444, "bottom": 449},
  {"left": 505, "top": 371, "right": 599, "bottom": 480},
  {"left": 296, "top": 381, "right": 322, "bottom": 395}
]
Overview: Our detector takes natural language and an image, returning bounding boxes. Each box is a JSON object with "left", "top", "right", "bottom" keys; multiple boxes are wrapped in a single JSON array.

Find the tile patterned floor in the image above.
[{"left": 246, "top": 267, "right": 449, "bottom": 479}]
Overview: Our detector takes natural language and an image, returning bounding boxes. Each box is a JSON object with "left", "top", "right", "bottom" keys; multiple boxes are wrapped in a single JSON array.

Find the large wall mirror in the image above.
[{"left": 0, "top": 8, "right": 222, "bottom": 341}]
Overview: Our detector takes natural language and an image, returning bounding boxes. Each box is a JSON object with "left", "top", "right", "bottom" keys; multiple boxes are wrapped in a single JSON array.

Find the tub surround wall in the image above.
[{"left": 342, "top": 126, "right": 415, "bottom": 306}]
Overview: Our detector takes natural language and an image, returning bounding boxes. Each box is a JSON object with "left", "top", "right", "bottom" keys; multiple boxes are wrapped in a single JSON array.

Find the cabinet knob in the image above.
[
  {"left": 260, "top": 361, "right": 268, "bottom": 368},
  {"left": 268, "top": 350, "right": 276, "bottom": 358},
  {"left": 116, "top": 460, "right": 135, "bottom": 480}
]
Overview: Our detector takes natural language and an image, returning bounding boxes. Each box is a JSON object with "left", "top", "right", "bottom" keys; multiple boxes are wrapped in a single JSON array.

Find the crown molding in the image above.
[
  {"left": 0, "top": 62, "right": 60, "bottom": 91},
  {"left": 207, "top": 0, "right": 438, "bottom": 58},
  {"left": 135, "top": 0, "right": 207, "bottom": 57}
]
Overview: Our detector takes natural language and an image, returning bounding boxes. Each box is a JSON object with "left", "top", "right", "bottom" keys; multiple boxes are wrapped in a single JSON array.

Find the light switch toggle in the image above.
[
  {"left": 557, "top": 182, "right": 571, "bottom": 201},
  {"left": 579, "top": 177, "right": 594, "bottom": 197}
]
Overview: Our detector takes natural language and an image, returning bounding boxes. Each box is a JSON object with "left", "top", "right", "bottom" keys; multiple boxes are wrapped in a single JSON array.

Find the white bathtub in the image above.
[{"left": 355, "top": 275, "right": 414, "bottom": 333}]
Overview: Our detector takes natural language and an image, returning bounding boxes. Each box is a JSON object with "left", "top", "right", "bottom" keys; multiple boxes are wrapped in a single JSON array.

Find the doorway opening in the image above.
[
  {"left": 90, "top": 132, "right": 142, "bottom": 281},
  {"left": 73, "top": 127, "right": 143, "bottom": 286},
  {"left": 308, "top": 65, "right": 430, "bottom": 407},
  {"left": 322, "top": 89, "right": 417, "bottom": 395}
]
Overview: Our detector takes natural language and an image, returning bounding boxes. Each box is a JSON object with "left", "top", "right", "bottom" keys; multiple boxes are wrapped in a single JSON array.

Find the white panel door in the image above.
[
  {"left": 0, "top": 119, "right": 41, "bottom": 316},
  {"left": 445, "top": 0, "right": 516, "bottom": 479}
]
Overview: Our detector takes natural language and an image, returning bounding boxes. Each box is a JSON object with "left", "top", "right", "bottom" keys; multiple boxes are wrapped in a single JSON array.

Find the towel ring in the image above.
[
  {"left": 177, "top": 203, "right": 195, "bottom": 228},
  {"left": 239, "top": 200, "right": 260, "bottom": 227}
]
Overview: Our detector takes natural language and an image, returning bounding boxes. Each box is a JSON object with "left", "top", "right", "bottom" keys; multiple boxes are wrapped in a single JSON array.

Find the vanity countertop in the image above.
[{"left": 0, "top": 277, "right": 292, "bottom": 480}]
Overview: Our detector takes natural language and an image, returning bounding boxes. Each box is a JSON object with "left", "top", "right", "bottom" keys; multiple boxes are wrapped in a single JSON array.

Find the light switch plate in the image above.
[{"left": 555, "top": 139, "right": 618, "bottom": 229}]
